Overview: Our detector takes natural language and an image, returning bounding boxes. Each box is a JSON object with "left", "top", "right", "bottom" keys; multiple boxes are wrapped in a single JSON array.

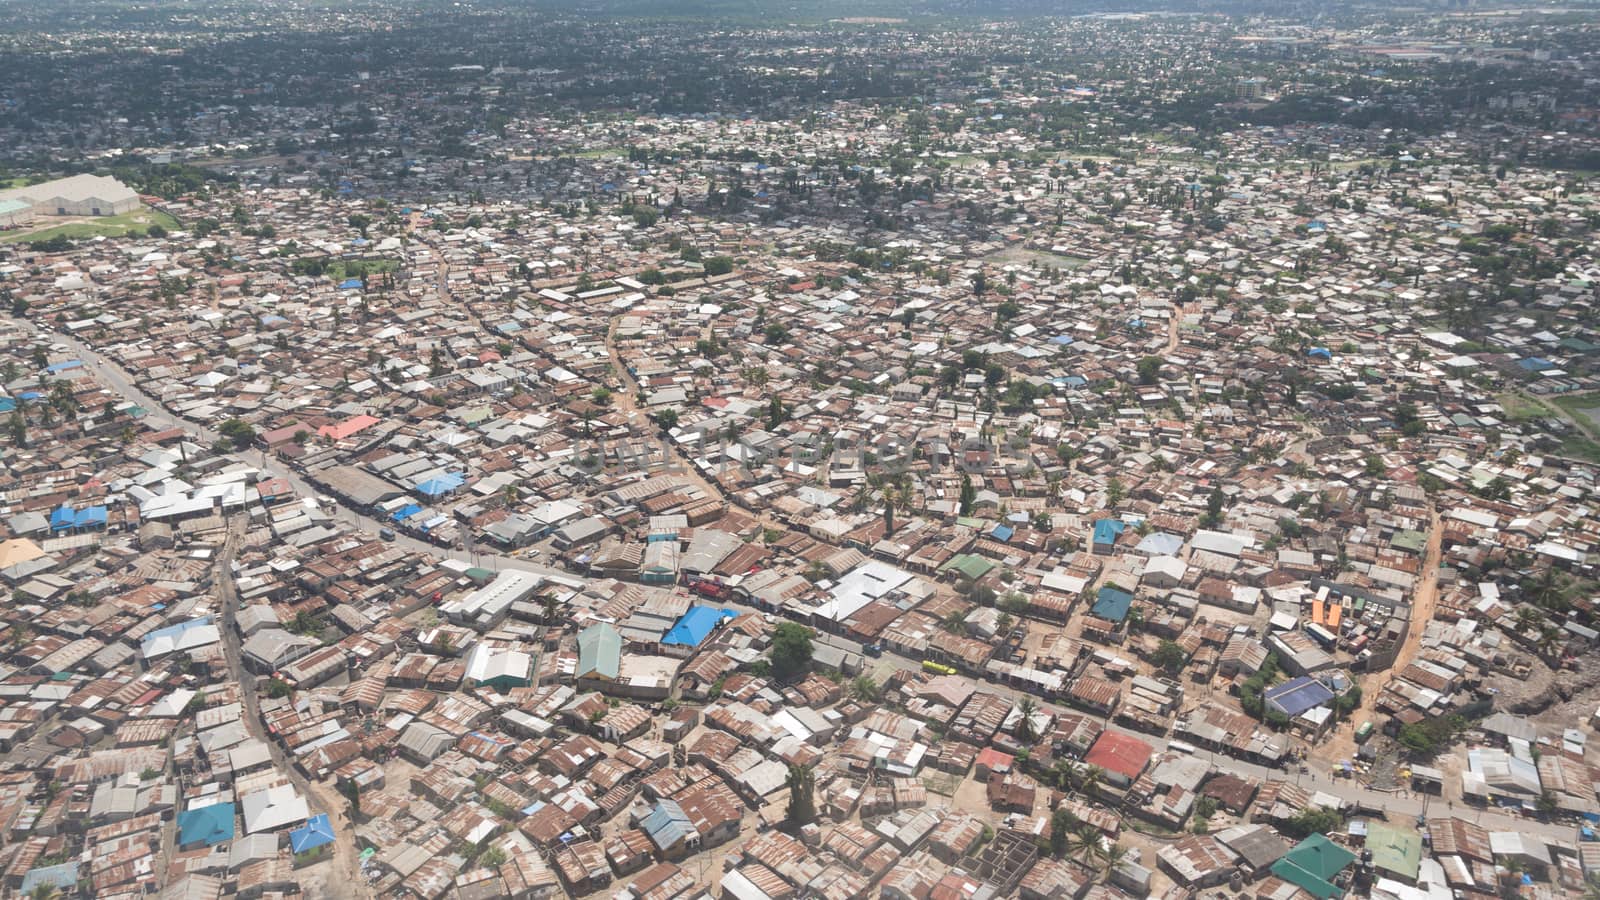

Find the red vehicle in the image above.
[{"left": 685, "top": 576, "right": 728, "bottom": 600}]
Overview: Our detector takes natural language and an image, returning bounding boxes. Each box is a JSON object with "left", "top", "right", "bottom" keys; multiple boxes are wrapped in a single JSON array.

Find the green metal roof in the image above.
[
  {"left": 940, "top": 553, "right": 995, "bottom": 581},
  {"left": 1270, "top": 833, "right": 1356, "bottom": 900},
  {"left": 577, "top": 623, "right": 621, "bottom": 680},
  {"left": 1391, "top": 530, "right": 1427, "bottom": 553},
  {"left": 1365, "top": 821, "right": 1422, "bottom": 881}
]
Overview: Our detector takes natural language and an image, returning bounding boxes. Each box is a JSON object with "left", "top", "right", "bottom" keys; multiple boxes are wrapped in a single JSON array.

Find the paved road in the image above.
[{"left": 18, "top": 315, "right": 1579, "bottom": 845}]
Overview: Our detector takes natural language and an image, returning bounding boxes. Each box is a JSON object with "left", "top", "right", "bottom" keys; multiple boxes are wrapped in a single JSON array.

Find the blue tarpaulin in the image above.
[
  {"left": 392, "top": 504, "right": 423, "bottom": 522},
  {"left": 338, "top": 278, "right": 363, "bottom": 290}
]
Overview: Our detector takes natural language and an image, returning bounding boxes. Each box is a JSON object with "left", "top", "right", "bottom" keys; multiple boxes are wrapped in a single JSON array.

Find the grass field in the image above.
[
  {"left": 1500, "top": 390, "right": 1600, "bottom": 462},
  {"left": 1550, "top": 391, "right": 1600, "bottom": 425},
  {"left": 1, "top": 207, "right": 181, "bottom": 244},
  {"left": 326, "top": 258, "right": 401, "bottom": 283},
  {"left": 1495, "top": 391, "right": 1553, "bottom": 422}
]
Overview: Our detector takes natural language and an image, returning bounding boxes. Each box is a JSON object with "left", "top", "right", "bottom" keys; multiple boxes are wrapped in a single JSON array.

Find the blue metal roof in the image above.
[
  {"left": 290, "top": 813, "right": 337, "bottom": 854},
  {"left": 1092, "top": 518, "right": 1125, "bottom": 547},
  {"left": 641, "top": 799, "right": 692, "bottom": 850},
  {"left": 415, "top": 472, "right": 466, "bottom": 496},
  {"left": 49, "top": 504, "right": 104, "bottom": 531},
  {"left": 1134, "top": 532, "right": 1184, "bottom": 556},
  {"left": 18, "top": 862, "right": 80, "bottom": 896},
  {"left": 177, "top": 803, "right": 236, "bottom": 847},
  {"left": 1091, "top": 586, "right": 1134, "bottom": 623},
  {"left": 662, "top": 606, "right": 736, "bottom": 647},
  {"left": 990, "top": 524, "right": 1015, "bottom": 542},
  {"left": 1265, "top": 676, "right": 1337, "bottom": 718}
]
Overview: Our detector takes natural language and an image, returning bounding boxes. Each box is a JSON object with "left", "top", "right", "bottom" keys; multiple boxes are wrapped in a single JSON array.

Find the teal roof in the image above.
[
  {"left": 577, "top": 623, "right": 621, "bottom": 680},
  {"left": 1271, "top": 833, "right": 1356, "bottom": 900},
  {"left": 177, "top": 803, "right": 236, "bottom": 847}
]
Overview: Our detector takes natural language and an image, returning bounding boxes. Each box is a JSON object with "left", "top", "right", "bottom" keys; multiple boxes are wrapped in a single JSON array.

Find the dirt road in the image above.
[
  {"left": 218, "top": 520, "right": 370, "bottom": 899},
  {"left": 1317, "top": 509, "right": 1443, "bottom": 765}
]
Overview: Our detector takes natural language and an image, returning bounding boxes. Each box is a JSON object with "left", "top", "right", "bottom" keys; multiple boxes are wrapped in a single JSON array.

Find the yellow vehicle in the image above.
[{"left": 922, "top": 660, "right": 957, "bottom": 676}]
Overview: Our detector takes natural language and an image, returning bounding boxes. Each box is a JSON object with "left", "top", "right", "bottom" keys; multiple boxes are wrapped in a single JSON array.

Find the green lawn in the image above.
[
  {"left": 1495, "top": 391, "right": 1553, "bottom": 422},
  {"left": 1504, "top": 391, "right": 1600, "bottom": 462},
  {"left": 1557, "top": 434, "right": 1600, "bottom": 464},
  {"left": 326, "top": 258, "right": 400, "bottom": 283},
  {"left": 572, "top": 147, "right": 625, "bottom": 159},
  {"left": 1550, "top": 392, "right": 1600, "bottom": 421},
  {"left": 1, "top": 207, "right": 181, "bottom": 244}
]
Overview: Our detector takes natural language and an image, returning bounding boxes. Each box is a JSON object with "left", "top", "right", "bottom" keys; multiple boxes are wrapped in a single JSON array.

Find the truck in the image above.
[
  {"left": 922, "top": 660, "right": 957, "bottom": 676},
  {"left": 684, "top": 576, "right": 729, "bottom": 601},
  {"left": 379, "top": 527, "right": 396, "bottom": 541}
]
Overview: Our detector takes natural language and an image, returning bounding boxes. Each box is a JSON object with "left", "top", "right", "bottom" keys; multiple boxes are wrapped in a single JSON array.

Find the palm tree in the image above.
[
  {"left": 1537, "top": 625, "right": 1564, "bottom": 659},
  {"left": 1069, "top": 824, "right": 1103, "bottom": 867},
  {"left": 1015, "top": 698, "right": 1038, "bottom": 743},
  {"left": 1079, "top": 765, "right": 1104, "bottom": 797},
  {"left": 1097, "top": 843, "right": 1129, "bottom": 882},
  {"left": 1515, "top": 606, "right": 1545, "bottom": 632}
]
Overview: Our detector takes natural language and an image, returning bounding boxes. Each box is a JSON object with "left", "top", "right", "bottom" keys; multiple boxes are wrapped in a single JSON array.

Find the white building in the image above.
[{"left": 0, "top": 174, "right": 139, "bottom": 218}]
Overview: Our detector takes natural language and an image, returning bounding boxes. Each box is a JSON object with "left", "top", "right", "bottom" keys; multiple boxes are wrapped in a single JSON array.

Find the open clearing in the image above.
[{"left": 1, "top": 207, "right": 181, "bottom": 244}]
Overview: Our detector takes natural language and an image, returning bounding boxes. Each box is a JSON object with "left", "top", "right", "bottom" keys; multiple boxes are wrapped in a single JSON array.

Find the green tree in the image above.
[
  {"left": 342, "top": 779, "right": 361, "bottom": 817},
  {"left": 959, "top": 474, "right": 976, "bottom": 516},
  {"left": 771, "top": 622, "right": 813, "bottom": 680},
  {"left": 1283, "top": 806, "right": 1343, "bottom": 838},
  {"left": 703, "top": 256, "right": 735, "bottom": 276},
  {"left": 850, "top": 675, "right": 880, "bottom": 702},
  {"left": 218, "top": 418, "right": 256, "bottom": 446},
  {"left": 1049, "top": 807, "right": 1078, "bottom": 858},
  {"left": 1137, "top": 356, "right": 1163, "bottom": 385},
  {"left": 1151, "top": 640, "right": 1187, "bottom": 674},
  {"left": 785, "top": 764, "right": 816, "bottom": 826}
]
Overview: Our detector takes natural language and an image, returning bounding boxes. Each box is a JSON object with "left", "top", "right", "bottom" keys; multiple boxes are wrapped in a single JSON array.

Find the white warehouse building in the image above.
[{"left": 0, "top": 174, "right": 139, "bottom": 218}]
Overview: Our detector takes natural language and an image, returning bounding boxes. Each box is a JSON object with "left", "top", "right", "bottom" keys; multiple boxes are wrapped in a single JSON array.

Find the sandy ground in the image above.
[{"left": 1316, "top": 511, "right": 1442, "bottom": 766}]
